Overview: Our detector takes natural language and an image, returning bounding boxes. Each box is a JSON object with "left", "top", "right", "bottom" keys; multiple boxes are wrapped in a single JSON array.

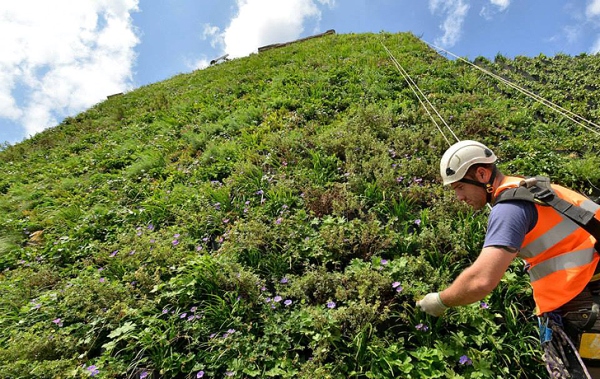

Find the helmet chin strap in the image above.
[{"left": 459, "top": 168, "right": 497, "bottom": 204}]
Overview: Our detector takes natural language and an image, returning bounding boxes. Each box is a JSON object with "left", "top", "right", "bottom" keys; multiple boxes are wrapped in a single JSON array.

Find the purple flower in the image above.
[
  {"left": 172, "top": 239, "right": 179, "bottom": 246},
  {"left": 52, "top": 318, "right": 63, "bottom": 327},
  {"left": 190, "top": 306, "right": 198, "bottom": 313},
  {"left": 99, "top": 278, "right": 105, "bottom": 283},
  {"left": 414, "top": 219, "right": 422, "bottom": 226},
  {"left": 273, "top": 296, "right": 282, "bottom": 302},
  {"left": 86, "top": 365, "right": 100, "bottom": 376},
  {"left": 265, "top": 297, "right": 272, "bottom": 303},
  {"left": 109, "top": 250, "right": 118, "bottom": 257},
  {"left": 327, "top": 301, "right": 336, "bottom": 309},
  {"left": 196, "top": 371, "right": 205, "bottom": 378},
  {"left": 187, "top": 315, "right": 195, "bottom": 321},
  {"left": 180, "top": 313, "right": 187, "bottom": 319},
  {"left": 380, "top": 259, "right": 388, "bottom": 265},
  {"left": 280, "top": 277, "right": 288, "bottom": 284},
  {"left": 459, "top": 355, "right": 472, "bottom": 365},
  {"left": 415, "top": 323, "right": 429, "bottom": 331},
  {"left": 480, "top": 302, "right": 489, "bottom": 309},
  {"left": 275, "top": 218, "right": 282, "bottom": 225},
  {"left": 147, "top": 224, "right": 155, "bottom": 231},
  {"left": 260, "top": 286, "right": 267, "bottom": 291},
  {"left": 392, "top": 281, "right": 401, "bottom": 288},
  {"left": 140, "top": 371, "right": 149, "bottom": 379},
  {"left": 225, "top": 371, "right": 235, "bottom": 377},
  {"left": 256, "top": 190, "right": 264, "bottom": 195},
  {"left": 162, "top": 308, "right": 169, "bottom": 314},
  {"left": 227, "top": 328, "right": 236, "bottom": 334},
  {"left": 284, "top": 299, "right": 293, "bottom": 306}
]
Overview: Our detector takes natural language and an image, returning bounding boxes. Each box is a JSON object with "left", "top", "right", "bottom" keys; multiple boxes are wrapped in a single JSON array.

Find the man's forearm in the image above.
[
  {"left": 423, "top": 246, "right": 516, "bottom": 312},
  {"left": 439, "top": 266, "right": 495, "bottom": 307}
]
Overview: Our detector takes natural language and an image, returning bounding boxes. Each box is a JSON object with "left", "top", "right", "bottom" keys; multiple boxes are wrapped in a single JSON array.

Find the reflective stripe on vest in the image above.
[{"left": 528, "top": 247, "right": 597, "bottom": 282}]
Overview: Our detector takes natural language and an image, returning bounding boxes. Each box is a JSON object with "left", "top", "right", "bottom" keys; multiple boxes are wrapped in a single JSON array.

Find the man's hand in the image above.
[{"left": 416, "top": 292, "right": 448, "bottom": 317}]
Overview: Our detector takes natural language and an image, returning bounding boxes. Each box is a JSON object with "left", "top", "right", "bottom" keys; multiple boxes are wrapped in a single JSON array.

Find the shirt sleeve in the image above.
[{"left": 484, "top": 200, "right": 537, "bottom": 251}]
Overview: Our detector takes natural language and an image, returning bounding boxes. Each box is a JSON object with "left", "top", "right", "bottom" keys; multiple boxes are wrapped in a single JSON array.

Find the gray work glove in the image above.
[{"left": 416, "top": 292, "right": 448, "bottom": 317}]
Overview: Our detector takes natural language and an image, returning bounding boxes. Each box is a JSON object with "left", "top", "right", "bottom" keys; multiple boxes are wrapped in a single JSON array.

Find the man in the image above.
[{"left": 416, "top": 140, "right": 600, "bottom": 378}]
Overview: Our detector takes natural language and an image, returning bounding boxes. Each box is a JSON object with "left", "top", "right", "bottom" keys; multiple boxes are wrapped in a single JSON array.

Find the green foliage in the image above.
[{"left": 0, "top": 31, "right": 598, "bottom": 378}]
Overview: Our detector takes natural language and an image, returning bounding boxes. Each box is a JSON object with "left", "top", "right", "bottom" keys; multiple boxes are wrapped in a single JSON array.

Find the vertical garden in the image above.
[{"left": 0, "top": 32, "right": 599, "bottom": 378}]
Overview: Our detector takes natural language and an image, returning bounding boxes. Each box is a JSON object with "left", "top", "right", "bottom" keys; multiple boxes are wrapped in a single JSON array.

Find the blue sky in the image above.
[{"left": 1, "top": 0, "right": 600, "bottom": 145}]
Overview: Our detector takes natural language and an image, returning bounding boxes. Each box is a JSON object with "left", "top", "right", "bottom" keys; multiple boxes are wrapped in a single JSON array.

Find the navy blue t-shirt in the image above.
[{"left": 483, "top": 201, "right": 538, "bottom": 252}]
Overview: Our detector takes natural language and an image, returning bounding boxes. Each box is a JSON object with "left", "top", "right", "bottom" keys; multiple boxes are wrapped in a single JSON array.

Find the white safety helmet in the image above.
[{"left": 440, "top": 140, "right": 497, "bottom": 186}]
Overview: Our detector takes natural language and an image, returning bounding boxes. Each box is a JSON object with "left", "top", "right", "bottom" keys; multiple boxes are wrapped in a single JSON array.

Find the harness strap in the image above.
[{"left": 494, "top": 176, "right": 600, "bottom": 243}]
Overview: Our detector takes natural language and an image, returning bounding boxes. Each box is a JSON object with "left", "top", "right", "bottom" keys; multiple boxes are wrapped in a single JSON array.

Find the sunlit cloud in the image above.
[
  {"left": 480, "top": 0, "right": 511, "bottom": 19},
  {"left": 0, "top": 1, "right": 140, "bottom": 138},
  {"left": 204, "top": 0, "right": 334, "bottom": 59},
  {"left": 587, "top": 0, "right": 600, "bottom": 18},
  {"left": 429, "top": 0, "right": 470, "bottom": 47},
  {"left": 490, "top": 0, "right": 511, "bottom": 11},
  {"left": 591, "top": 36, "right": 600, "bottom": 53}
]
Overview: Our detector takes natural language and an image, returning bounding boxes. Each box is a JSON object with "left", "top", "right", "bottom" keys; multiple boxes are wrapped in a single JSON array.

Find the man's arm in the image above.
[{"left": 439, "top": 246, "right": 516, "bottom": 307}]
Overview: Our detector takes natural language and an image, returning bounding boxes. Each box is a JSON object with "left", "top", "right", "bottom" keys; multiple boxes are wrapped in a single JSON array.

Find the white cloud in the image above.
[
  {"left": 490, "top": 0, "right": 510, "bottom": 11},
  {"left": 587, "top": 0, "right": 600, "bottom": 18},
  {"left": 480, "top": 0, "right": 511, "bottom": 19},
  {"left": 206, "top": 0, "right": 334, "bottom": 59},
  {"left": 429, "top": 0, "right": 470, "bottom": 47},
  {"left": 0, "top": 0, "right": 140, "bottom": 138},
  {"left": 592, "top": 35, "right": 600, "bottom": 53},
  {"left": 202, "top": 24, "right": 224, "bottom": 49},
  {"left": 186, "top": 57, "right": 212, "bottom": 71}
]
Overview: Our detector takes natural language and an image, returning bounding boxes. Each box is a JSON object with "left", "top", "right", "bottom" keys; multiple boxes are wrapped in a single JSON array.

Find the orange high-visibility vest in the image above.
[{"left": 494, "top": 176, "right": 600, "bottom": 314}]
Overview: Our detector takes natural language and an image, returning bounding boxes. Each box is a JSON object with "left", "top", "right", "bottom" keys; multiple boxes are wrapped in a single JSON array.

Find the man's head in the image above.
[{"left": 440, "top": 140, "right": 498, "bottom": 209}]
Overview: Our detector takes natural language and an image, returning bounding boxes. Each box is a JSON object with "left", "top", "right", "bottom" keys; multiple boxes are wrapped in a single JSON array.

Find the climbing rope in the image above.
[
  {"left": 422, "top": 40, "right": 600, "bottom": 138},
  {"left": 380, "top": 41, "right": 459, "bottom": 147},
  {"left": 541, "top": 316, "right": 593, "bottom": 379}
]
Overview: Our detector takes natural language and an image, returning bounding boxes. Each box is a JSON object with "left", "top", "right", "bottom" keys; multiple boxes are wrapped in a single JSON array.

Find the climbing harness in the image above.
[{"left": 540, "top": 314, "right": 594, "bottom": 378}]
